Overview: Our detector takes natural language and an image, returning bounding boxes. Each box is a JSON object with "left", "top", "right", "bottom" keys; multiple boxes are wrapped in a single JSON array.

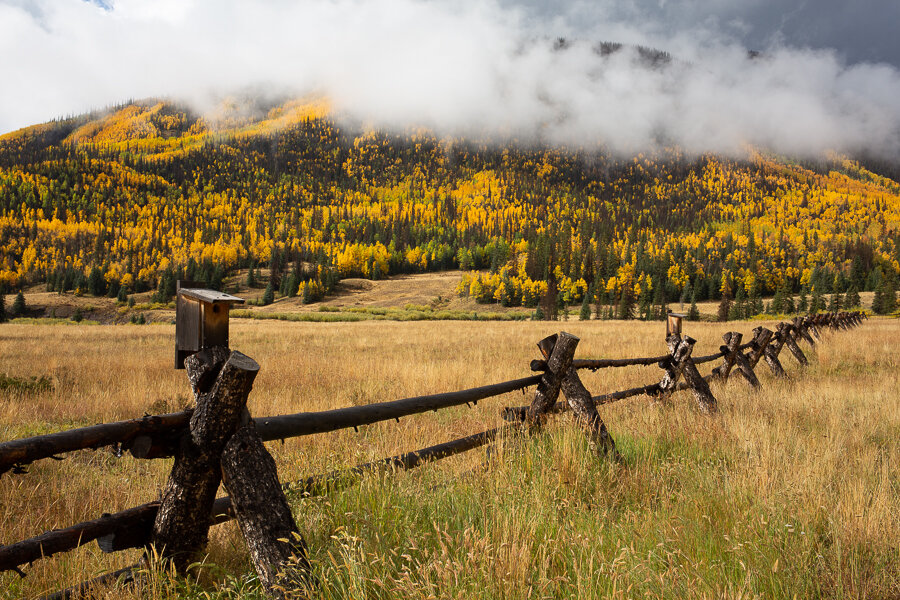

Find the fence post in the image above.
[
  {"left": 221, "top": 417, "right": 310, "bottom": 599},
  {"left": 678, "top": 336, "right": 718, "bottom": 414},
  {"left": 527, "top": 333, "right": 617, "bottom": 456},
  {"left": 793, "top": 317, "right": 816, "bottom": 345},
  {"left": 655, "top": 334, "right": 691, "bottom": 399},
  {"left": 526, "top": 333, "right": 575, "bottom": 428},
  {"left": 761, "top": 326, "right": 788, "bottom": 378},
  {"left": 734, "top": 334, "right": 769, "bottom": 389},
  {"left": 780, "top": 323, "right": 809, "bottom": 366},
  {"left": 804, "top": 315, "right": 821, "bottom": 340},
  {"left": 151, "top": 347, "right": 255, "bottom": 571},
  {"left": 656, "top": 334, "right": 717, "bottom": 414},
  {"left": 711, "top": 332, "right": 742, "bottom": 382}
]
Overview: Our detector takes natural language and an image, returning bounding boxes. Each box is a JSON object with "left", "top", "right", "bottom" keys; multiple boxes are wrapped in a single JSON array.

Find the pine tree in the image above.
[
  {"left": 728, "top": 287, "right": 745, "bottom": 321},
  {"left": 285, "top": 274, "right": 298, "bottom": 298},
  {"left": 717, "top": 292, "right": 732, "bottom": 322},
  {"left": 0, "top": 294, "right": 6, "bottom": 323},
  {"left": 797, "top": 288, "right": 809, "bottom": 313},
  {"left": 12, "top": 291, "right": 26, "bottom": 317},
  {"left": 262, "top": 282, "right": 275, "bottom": 306},
  {"left": 87, "top": 267, "right": 106, "bottom": 296},
  {"left": 579, "top": 285, "right": 592, "bottom": 320},
  {"left": 809, "top": 287, "right": 824, "bottom": 314},
  {"left": 117, "top": 286, "right": 128, "bottom": 303},
  {"left": 828, "top": 293, "right": 842, "bottom": 312},
  {"left": 687, "top": 290, "right": 700, "bottom": 321},
  {"left": 844, "top": 285, "right": 861, "bottom": 309},
  {"left": 771, "top": 287, "right": 784, "bottom": 315},
  {"left": 617, "top": 288, "right": 635, "bottom": 320}
]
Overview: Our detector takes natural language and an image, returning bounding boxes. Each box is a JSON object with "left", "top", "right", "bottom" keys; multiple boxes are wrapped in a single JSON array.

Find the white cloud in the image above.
[{"left": 1, "top": 0, "right": 898, "bottom": 157}]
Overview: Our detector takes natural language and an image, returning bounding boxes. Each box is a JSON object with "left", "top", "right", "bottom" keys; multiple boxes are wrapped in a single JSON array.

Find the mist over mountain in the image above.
[{"left": 2, "top": 0, "right": 900, "bottom": 158}]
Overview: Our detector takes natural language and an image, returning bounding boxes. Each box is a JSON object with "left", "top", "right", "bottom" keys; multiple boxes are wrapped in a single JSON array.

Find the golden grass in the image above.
[{"left": 1, "top": 318, "right": 898, "bottom": 599}]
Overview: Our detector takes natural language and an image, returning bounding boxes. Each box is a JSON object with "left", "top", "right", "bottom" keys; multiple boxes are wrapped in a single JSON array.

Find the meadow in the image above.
[{"left": 0, "top": 317, "right": 898, "bottom": 599}]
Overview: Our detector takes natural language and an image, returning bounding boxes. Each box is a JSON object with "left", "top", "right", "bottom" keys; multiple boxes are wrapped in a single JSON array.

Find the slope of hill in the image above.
[{"left": 0, "top": 97, "right": 898, "bottom": 315}]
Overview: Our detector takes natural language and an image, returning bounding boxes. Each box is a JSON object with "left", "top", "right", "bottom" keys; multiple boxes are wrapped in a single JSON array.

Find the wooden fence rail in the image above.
[
  {"left": 0, "top": 376, "right": 541, "bottom": 475},
  {"left": 0, "top": 310, "right": 865, "bottom": 599}
]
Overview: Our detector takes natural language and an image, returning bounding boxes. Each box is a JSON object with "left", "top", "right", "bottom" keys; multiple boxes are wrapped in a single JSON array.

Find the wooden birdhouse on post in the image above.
[
  {"left": 666, "top": 311, "right": 686, "bottom": 337},
  {"left": 175, "top": 280, "right": 245, "bottom": 369}
]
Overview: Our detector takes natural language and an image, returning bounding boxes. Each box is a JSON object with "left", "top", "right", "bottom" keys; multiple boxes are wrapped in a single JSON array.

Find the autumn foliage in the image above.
[{"left": 0, "top": 98, "right": 898, "bottom": 313}]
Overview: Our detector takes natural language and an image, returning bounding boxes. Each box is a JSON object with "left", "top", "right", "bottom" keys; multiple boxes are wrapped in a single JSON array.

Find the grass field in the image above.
[{"left": 1, "top": 318, "right": 898, "bottom": 599}]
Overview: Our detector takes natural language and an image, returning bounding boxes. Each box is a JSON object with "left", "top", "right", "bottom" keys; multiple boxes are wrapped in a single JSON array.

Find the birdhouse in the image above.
[
  {"left": 175, "top": 280, "right": 245, "bottom": 369},
  {"left": 666, "top": 311, "right": 686, "bottom": 337}
]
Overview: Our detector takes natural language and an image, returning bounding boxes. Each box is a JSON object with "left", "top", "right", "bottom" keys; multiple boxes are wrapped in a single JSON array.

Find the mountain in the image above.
[{"left": 0, "top": 97, "right": 898, "bottom": 315}]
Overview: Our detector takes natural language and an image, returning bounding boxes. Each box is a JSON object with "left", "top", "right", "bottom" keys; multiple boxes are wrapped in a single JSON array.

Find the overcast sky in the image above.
[
  {"left": 1, "top": 0, "right": 898, "bottom": 157},
  {"left": 511, "top": 0, "right": 900, "bottom": 67}
]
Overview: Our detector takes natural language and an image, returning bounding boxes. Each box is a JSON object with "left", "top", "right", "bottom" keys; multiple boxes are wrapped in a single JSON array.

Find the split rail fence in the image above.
[{"left": 0, "top": 310, "right": 866, "bottom": 599}]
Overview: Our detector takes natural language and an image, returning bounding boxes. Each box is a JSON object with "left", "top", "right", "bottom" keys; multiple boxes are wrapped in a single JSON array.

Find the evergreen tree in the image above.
[
  {"left": 728, "top": 287, "right": 745, "bottom": 321},
  {"left": 246, "top": 264, "right": 257, "bottom": 288},
  {"left": 874, "top": 275, "right": 897, "bottom": 314},
  {"left": 717, "top": 292, "right": 732, "bottom": 322},
  {"left": 784, "top": 293, "right": 795, "bottom": 314},
  {"left": 153, "top": 268, "right": 176, "bottom": 303},
  {"left": 12, "top": 291, "right": 26, "bottom": 317},
  {"left": 652, "top": 285, "right": 666, "bottom": 320},
  {"left": 579, "top": 285, "right": 592, "bottom": 320},
  {"left": 828, "top": 293, "right": 842, "bottom": 312},
  {"left": 0, "top": 294, "right": 6, "bottom": 323},
  {"left": 639, "top": 289, "right": 652, "bottom": 321},
  {"left": 844, "top": 285, "right": 861, "bottom": 309},
  {"left": 262, "top": 282, "right": 275, "bottom": 306},
  {"left": 616, "top": 288, "right": 636, "bottom": 320},
  {"left": 534, "top": 305, "right": 545, "bottom": 321},
  {"left": 87, "top": 266, "right": 106, "bottom": 296},
  {"left": 797, "top": 288, "right": 809, "bottom": 313},
  {"left": 285, "top": 274, "right": 298, "bottom": 298},
  {"left": 748, "top": 282, "right": 763, "bottom": 316},
  {"left": 809, "top": 287, "right": 824, "bottom": 314},
  {"left": 771, "top": 287, "right": 784, "bottom": 315},
  {"left": 117, "top": 286, "right": 128, "bottom": 303},
  {"left": 687, "top": 290, "right": 700, "bottom": 321}
]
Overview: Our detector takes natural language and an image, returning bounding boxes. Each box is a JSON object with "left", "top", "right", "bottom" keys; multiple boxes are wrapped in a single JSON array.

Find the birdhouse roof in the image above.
[{"left": 178, "top": 288, "right": 245, "bottom": 305}]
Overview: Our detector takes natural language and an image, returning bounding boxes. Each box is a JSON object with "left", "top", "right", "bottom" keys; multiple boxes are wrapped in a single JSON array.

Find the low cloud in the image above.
[{"left": 2, "top": 0, "right": 899, "bottom": 157}]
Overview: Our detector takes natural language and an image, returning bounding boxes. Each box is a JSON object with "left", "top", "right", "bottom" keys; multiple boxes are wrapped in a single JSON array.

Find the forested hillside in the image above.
[{"left": 1, "top": 97, "right": 898, "bottom": 316}]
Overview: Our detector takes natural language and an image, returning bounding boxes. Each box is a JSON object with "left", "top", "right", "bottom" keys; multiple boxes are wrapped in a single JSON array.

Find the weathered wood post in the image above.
[
  {"left": 780, "top": 323, "right": 809, "bottom": 366},
  {"left": 527, "top": 333, "right": 617, "bottom": 457},
  {"left": 677, "top": 336, "right": 718, "bottom": 414},
  {"left": 653, "top": 334, "right": 691, "bottom": 402},
  {"left": 151, "top": 347, "right": 254, "bottom": 571},
  {"left": 793, "top": 317, "right": 816, "bottom": 345},
  {"left": 655, "top": 334, "right": 717, "bottom": 414},
  {"left": 711, "top": 332, "right": 743, "bottom": 382},
  {"left": 746, "top": 327, "right": 772, "bottom": 370},
  {"left": 526, "top": 334, "right": 575, "bottom": 428},
  {"left": 152, "top": 342, "right": 311, "bottom": 597},
  {"left": 221, "top": 417, "right": 311, "bottom": 599},
  {"left": 761, "top": 326, "right": 788, "bottom": 378},
  {"left": 732, "top": 329, "right": 765, "bottom": 388},
  {"left": 803, "top": 315, "right": 821, "bottom": 340}
]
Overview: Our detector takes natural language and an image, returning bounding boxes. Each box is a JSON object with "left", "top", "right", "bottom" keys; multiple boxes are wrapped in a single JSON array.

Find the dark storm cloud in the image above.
[{"left": 512, "top": 0, "right": 900, "bottom": 67}]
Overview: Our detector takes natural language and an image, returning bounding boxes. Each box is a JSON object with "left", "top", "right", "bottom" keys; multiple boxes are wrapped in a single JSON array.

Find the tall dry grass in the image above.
[{"left": 0, "top": 318, "right": 898, "bottom": 598}]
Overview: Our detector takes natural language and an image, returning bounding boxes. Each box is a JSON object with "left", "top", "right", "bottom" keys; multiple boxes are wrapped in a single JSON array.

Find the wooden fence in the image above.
[{"left": 0, "top": 310, "right": 866, "bottom": 599}]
